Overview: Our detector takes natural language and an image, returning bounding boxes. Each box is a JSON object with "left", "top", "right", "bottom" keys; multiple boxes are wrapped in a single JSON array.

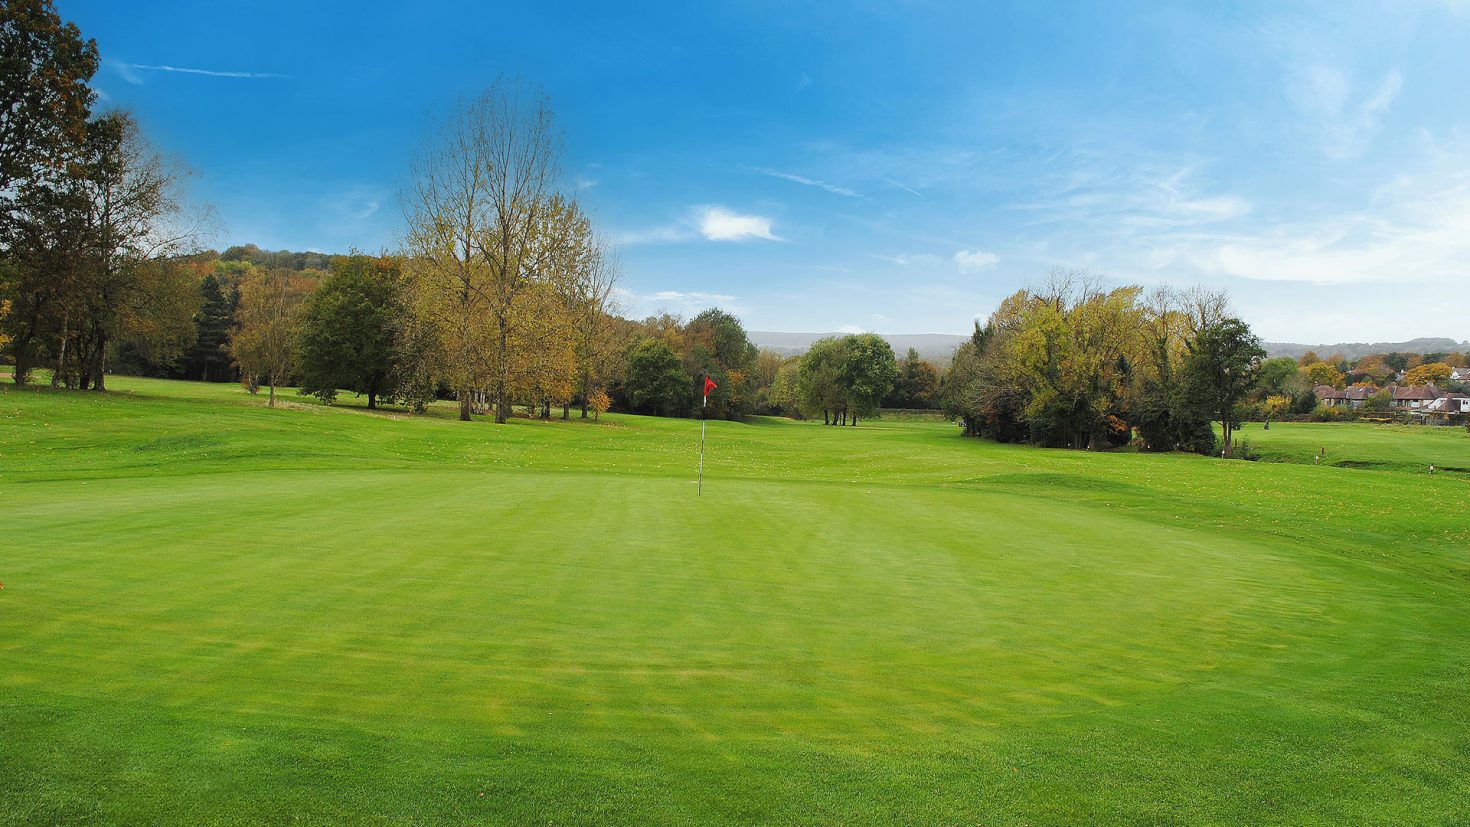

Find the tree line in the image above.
[{"left": 940, "top": 275, "right": 1264, "bottom": 457}]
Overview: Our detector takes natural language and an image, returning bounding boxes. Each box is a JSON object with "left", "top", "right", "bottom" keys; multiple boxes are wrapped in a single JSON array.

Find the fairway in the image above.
[{"left": 4, "top": 378, "right": 1470, "bottom": 824}]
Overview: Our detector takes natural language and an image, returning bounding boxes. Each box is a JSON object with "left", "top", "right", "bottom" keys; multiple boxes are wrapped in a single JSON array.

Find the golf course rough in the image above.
[{"left": 3, "top": 377, "right": 1469, "bottom": 825}]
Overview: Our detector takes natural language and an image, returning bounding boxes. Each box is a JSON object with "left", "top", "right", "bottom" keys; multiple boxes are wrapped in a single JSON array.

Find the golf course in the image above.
[{"left": 3, "top": 376, "right": 1468, "bottom": 824}]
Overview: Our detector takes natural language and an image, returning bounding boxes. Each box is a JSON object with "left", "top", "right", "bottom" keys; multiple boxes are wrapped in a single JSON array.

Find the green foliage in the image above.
[
  {"left": 887, "top": 347, "right": 940, "bottom": 408},
  {"left": 1184, "top": 316, "right": 1265, "bottom": 457},
  {"left": 623, "top": 337, "right": 688, "bottom": 416},
  {"left": 183, "top": 274, "right": 237, "bottom": 382},
  {"left": 297, "top": 255, "right": 406, "bottom": 409},
  {"left": 1255, "top": 356, "right": 1300, "bottom": 398},
  {"left": 839, "top": 332, "right": 897, "bottom": 420}
]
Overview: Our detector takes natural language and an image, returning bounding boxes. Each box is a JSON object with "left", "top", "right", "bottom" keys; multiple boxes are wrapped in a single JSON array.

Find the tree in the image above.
[
  {"left": 1302, "top": 360, "right": 1344, "bottom": 389},
  {"left": 839, "top": 333, "right": 897, "bottom": 425},
  {"left": 1404, "top": 362, "right": 1451, "bottom": 386},
  {"left": 769, "top": 358, "right": 802, "bottom": 416},
  {"left": 1255, "top": 357, "right": 1300, "bottom": 398},
  {"left": 183, "top": 273, "right": 236, "bottom": 382},
  {"left": 1129, "top": 288, "right": 1214, "bottom": 454},
  {"left": 403, "top": 79, "right": 586, "bottom": 424},
  {"left": 297, "top": 254, "right": 405, "bottom": 409},
  {"left": 0, "top": 0, "right": 97, "bottom": 217},
  {"left": 797, "top": 336, "right": 845, "bottom": 424},
  {"left": 623, "top": 338, "right": 687, "bottom": 416},
  {"left": 888, "top": 347, "right": 940, "bottom": 408},
  {"left": 230, "top": 268, "right": 310, "bottom": 407},
  {"left": 1184, "top": 317, "right": 1263, "bottom": 458},
  {"left": 684, "top": 307, "right": 757, "bottom": 420}
]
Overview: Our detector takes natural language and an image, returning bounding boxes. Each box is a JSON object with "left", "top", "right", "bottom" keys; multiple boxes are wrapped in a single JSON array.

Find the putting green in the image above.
[{"left": 3, "top": 377, "right": 1468, "bottom": 824}]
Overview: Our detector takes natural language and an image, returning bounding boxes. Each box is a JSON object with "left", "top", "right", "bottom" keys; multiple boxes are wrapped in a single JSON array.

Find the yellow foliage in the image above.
[{"left": 1404, "top": 362, "right": 1451, "bottom": 386}]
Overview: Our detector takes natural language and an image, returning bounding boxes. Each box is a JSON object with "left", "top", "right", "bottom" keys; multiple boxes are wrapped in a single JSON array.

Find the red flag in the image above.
[{"left": 703, "top": 376, "right": 717, "bottom": 396}]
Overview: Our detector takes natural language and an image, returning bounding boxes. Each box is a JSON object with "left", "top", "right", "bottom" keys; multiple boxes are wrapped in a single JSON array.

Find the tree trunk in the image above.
[
  {"left": 12, "top": 334, "right": 32, "bottom": 385},
  {"left": 90, "top": 335, "right": 107, "bottom": 392},
  {"left": 562, "top": 403, "right": 570, "bottom": 420},
  {"left": 268, "top": 381, "right": 276, "bottom": 408},
  {"left": 52, "top": 316, "right": 68, "bottom": 388},
  {"left": 367, "top": 376, "right": 378, "bottom": 410},
  {"left": 458, "top": 390, "right": 472, "bottom": 421},
  {"left": 823, "top": 410, "right": 830, "bottom": 425}
]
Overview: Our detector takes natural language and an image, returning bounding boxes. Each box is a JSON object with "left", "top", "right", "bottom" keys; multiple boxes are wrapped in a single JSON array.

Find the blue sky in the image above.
[{"left": 66, "top": 0, "right": 1470, "bottom": 343}]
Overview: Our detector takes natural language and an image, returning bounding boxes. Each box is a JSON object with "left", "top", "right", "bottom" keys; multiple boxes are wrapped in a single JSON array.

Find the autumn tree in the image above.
[
  {"left": 1302, "top": 360, "right": 1344, "bottom": 389},
  {"left": 404, "top": 79, "right": 588, "bottom": 423},
  {"left": 0, "top": 0, "right": 97, "bottom": 226},
  {"left": 230, "top": 267, "right": 310, "bottom": 407},
  {"left": 1404, "top": 362, "right": 1451, "bottom": 386}
]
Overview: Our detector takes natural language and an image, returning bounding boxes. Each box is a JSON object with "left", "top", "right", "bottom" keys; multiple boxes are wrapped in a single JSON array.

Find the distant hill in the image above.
[
  {"left": 1263, "top": 337, "right": 1469, "bottom": 361},
  {"left": 749, "top": 332, "right": 969, "bottom": 364}
]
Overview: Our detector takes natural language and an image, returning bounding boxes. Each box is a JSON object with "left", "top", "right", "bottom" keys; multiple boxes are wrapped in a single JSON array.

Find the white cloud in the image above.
[
  {"left": 1286, "top": 65, "right": 1402, "bottom": 160},
  {"left": 111, "top": 60, "right": 289, "bottom": 84},
  {"left": 872, "top": 253, "right": 941, "bottom": 266},
  {"left": 952, "top": 250, "right": 1000, "bottom": 272},
  {"left": 1166, "top": 170, "right": 1470, "bottom": 286},
  {"left": 757, "top": 168, "right": 862, "bottom": 198},
  {"left": 575, "top": 175, "right": 599, "bottom": 190},
  {"left": 614, "top": 224, "right": 691, "bottom": 246},
  {"left": 881, "top": 176, "right": 924, "bottom": 199},
  {"left": 614, "top": 287, "right": 739, "bottom": 317},
  {"left": 837, "top": 324, "right": 865, "bottom": 334},
  {"left": 696, "top": 205, "right": 781, "bottom": 242}
]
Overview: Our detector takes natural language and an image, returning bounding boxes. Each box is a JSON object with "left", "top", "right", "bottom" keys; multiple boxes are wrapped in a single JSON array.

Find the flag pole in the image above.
[{"left": 697, "top": 387, "right": 707, "bottom": 496}]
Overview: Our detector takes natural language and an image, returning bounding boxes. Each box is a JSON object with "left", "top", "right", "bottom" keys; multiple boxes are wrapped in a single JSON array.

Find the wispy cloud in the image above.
[
  {"left": 756, "top": 168, "right": 862, "bottom": 199},
  {"left": 881, "top": 176, "right": 924, "bottom": 199},
  {"left": 111, "top": 60, "right": 289, "bottom": 84},
  {"left": 837, "top": 324, "right": 865, "bottom": 334},
  {"left": 952, "top": 250, "right": 999, "bottom": 272},
  {"left": 1286, "top": 65, "right": 1402, "bottom": 160},
  {"left": 696, "top": 205, "right": 782, "bottom": 241},
  {"left": 871, "top": 253, "right": 941, "bottom": 266},
  {"left": 614, "top": 224, "right": 692, "bottom": 246},
  {"left": 614, "top": 287, "right": 739, "bottom": 317},
  {"left": 575, "top": 175, "right": 599, "bottom": 190}
]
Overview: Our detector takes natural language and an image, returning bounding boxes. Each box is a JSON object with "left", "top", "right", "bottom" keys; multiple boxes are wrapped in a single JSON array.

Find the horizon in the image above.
[{"left": 65, "top": 0, "right": 1470, "bottom": 343}]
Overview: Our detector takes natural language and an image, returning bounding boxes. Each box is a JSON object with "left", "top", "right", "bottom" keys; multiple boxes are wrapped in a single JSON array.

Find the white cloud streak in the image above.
[
  {"left": 113, "top": 61, "right": 290, "bottom": 84},
  {"left": 757, "top": 168, "right": 862, "bottom": 198}
]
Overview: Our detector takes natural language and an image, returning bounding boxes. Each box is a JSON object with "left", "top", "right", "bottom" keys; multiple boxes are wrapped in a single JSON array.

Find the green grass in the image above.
[
  {"left": 3, "top": 377, "right": 1470, "bottom": 825},
  {"left": 1234, "top": 419, "right": 1470, "bottom": 474}
]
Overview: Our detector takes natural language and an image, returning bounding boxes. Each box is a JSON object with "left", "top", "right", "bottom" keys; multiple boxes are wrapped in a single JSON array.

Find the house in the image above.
[
  {"left": 1314, "top": 384, "right": 1375, "bottom": 409},
  {"left": 1426, "top": 392, "right": 1470, "bottom": 414},
  {"left": 1389, "top": 384, "right": 1441, "bottom": 409},
  {"left": 1451, "top": 366, "right": 1470, "bottom": 382},
  {"left": 1314, "top": 385, "right": 1348, "bottom": 407}
]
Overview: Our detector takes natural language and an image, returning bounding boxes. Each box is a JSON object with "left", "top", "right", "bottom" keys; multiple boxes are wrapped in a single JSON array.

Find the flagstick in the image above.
[{"left": 697, "top": 391, "right": 707, "bottom": 496}]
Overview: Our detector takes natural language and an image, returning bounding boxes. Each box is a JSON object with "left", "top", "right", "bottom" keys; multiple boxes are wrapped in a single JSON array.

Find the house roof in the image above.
[
  {"left": 1391, "top": 384, "right": 1440, "bottom": 400},
  {"left": 1343, "top": 386, "right": 1375, "bottom": 400},
  {"left": 1314, "top": 384, "right": 1347, "bottom": 399}
]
